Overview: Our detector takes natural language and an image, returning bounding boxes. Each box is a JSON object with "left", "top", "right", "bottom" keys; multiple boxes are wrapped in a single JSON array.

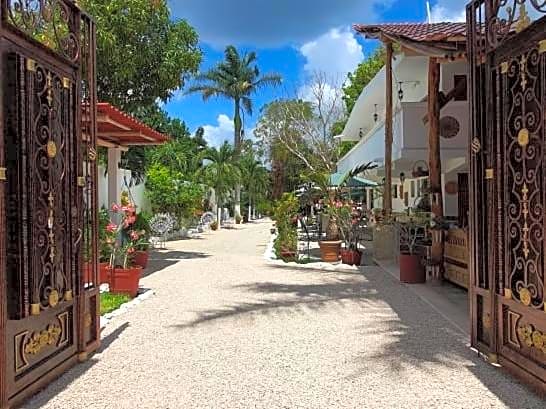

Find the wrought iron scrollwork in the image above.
[
  {"left": 504, "top": 45, "right": 545, "bottom": 311},
  {"left": 487, "top": 1, "right": 546, "bottom": 50},
  {"left": 6, "top": 0, "right": 80, "bottom": 62}
]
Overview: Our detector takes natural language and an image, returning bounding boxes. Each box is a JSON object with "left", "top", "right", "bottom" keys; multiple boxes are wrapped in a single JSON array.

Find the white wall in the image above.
[{"left": 98, "top": 165, "right": 150, "bottom": 212}]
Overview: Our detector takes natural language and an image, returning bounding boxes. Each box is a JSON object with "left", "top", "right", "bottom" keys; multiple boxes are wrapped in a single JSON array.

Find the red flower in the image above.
[
  {"left": 127, "top": 247, "right": 135, "bottom": 254},
  {"left": 106, "top": 223, "right": 117, "bottom": 233},
  {"left": 130, "top": 230, "right": 140, "bottom": 241},
  {"left": 111, "top": 203, "right": 121, "bottom": 212}
]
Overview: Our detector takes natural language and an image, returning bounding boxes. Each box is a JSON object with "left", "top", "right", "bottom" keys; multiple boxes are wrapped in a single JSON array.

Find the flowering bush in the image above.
[{"left": 104, "top": 201, "right": 148, "bottom": 269}]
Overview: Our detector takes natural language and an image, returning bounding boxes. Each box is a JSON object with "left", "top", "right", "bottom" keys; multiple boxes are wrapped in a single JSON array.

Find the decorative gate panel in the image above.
[
  {"left": 0, "top": 1, "right": 99, "bottom": 406},
  {"left": 467, "top": 0, "right": 546, "bottom": 392}
]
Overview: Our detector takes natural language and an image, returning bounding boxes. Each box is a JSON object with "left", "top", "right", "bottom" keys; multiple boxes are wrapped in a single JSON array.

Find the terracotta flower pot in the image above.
[
  {"left": 319, "top": 240, "right": 342, "bottom": 262},
  {"left": 133, "top": 250, "right": 149, "bottom": 269},
  {"left": 399, "top": 253, "right": 425, "bottom": 284},
  {"left": 110, "top": 266, "right": 143, "bottom": 298},
  {"left": 341, "top": 249, "right": 362, "bottom": 266},
  {"left": 99, "top": 262, "right": 111, "bottom": 285}
]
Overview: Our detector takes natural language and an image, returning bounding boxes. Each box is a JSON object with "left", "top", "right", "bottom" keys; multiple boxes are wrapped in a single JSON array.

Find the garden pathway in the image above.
[{"left": 26, "top": 221, "right": 544, "bottom": 408}]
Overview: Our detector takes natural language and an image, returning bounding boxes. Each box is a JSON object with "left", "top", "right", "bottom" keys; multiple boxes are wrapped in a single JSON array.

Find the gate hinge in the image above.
[
  {"left": 485, "top": 169, "right": 494, "bottom": 180},
  {"left": 539, "top": 40, "right": 546, "bottom": 54},
  {"left": 0, "top": 167, "right": 6, "bottom": 181},
  {"left": 77, "top": 176, "right": 86, "bottom": 187}
]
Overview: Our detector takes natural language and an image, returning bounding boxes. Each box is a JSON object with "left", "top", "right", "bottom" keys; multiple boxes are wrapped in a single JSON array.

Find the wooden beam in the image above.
[
  {"left": 428, "top": 57, "right": 444, "bottom": 279},
  {"left": 384, "top": 41, "right": 394, "bottom": 217}
]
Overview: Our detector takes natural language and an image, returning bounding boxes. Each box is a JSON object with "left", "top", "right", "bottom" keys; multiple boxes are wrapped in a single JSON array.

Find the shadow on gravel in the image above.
[
  {"left": 24, "top": 323, "right": 130, "bottom": 409},
  {"left": 142, "top": 250, "right": 210, "bottom": 279},
  {"left": 172, "top": 266, "right": 542, "bottom": 407}
]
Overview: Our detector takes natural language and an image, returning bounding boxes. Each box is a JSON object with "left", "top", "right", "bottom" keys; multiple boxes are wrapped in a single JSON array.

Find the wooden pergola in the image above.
[{"left": 353, "top": 22, "right": 467, "bottom": 279}]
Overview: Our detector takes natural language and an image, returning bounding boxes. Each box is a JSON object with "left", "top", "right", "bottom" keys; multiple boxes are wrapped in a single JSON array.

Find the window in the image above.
[
  {"left": 454, "top": 75, "right": 467, "bottom": 101},
  {"left": 411, "top": 181, "right": 416, "bottom": 197},
  {"left": 404, "top": 192, "right": 409, "bottom": 207},
  {"left": 399, "top": 185, "right": 404, "bottom": 197},
  {"left": 393, "top": 185, "right": 398, "bottom": 199}
]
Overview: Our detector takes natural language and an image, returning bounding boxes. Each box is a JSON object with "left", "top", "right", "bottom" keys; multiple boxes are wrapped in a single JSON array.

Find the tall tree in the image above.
[
  {"left": 200, "top": 143, "right": 241, "bottom": 228},
  {"left": 80, "top": 0, "right": 201, "bottom": 111},
  {"left": 188, "top": 46, "right": 282, "bottom": 217}
]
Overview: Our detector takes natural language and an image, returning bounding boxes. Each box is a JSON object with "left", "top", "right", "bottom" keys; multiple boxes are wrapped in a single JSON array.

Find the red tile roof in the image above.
[
  {"left": 96, "top": 103, "right": 170, "bottom": 146},
  {"left": 353, "top": 22, "right": 467, "bottom": 42}
]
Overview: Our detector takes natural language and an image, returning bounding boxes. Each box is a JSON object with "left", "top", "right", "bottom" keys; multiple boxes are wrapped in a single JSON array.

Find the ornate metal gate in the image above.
[
  {"left": 467, "top": 0, "right": 546, "bottom": 392},
  {"left": 0, "top": 1, "right": 99, "bottom": 406}
]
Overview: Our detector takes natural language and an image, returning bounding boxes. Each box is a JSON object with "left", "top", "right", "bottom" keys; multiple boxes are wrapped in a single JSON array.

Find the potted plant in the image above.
[
  {"left": 235, "top": 214, "right": 242, "bottom": 224},
  {"left": 131, "top": 211, "right": 152, "bottom": 268},
  {"left": 395, "top": 212, "right": 430, "bottom": 284},
  {"left": 319, "top": 200, "right": 345, "bottom": 263},
  {"left": 339, "top": 207, "right": 362, "bottom": 266},
  {"left": 104, "top": 201, "right": 145, "bottom": 297},
  {"left": 273, "top": 193, "right": 299, "bottom": 262}
]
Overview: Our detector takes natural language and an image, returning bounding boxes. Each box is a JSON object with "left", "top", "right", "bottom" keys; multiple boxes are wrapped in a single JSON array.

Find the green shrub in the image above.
[{"left": 273, "top": 193, "right": 299, "bottom": 260}]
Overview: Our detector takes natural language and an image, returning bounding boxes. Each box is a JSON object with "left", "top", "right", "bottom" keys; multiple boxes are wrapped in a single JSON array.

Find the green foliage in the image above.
[
  {"left": 100, "top": 293, "right": 131, "bottom": 315},
  {"left": 273, "top": 193, "right": 299, "bottom": 260},
  {"left": 338, "top": 141, "right": 358, "bottom": 158},
  {"left": 239, "top": 152, "right": 270, "bottom": 206},
  {"left": 343, "top": 47, "right": 385, "bottom": 113},
  {"left": 80, "top": 0, "right": 201, "bottom": 111},
  {"left": 189, "top": 46, "right": 282, "bottom": 150},
  {"left": 145, "top": 164, "right": 204, "bottom": 223},
  {"left": 132, "top": 212, "right": 152, "bottom": 251},
  {"left": 199, "top": 143, "right": 241, "bottom": 209}
]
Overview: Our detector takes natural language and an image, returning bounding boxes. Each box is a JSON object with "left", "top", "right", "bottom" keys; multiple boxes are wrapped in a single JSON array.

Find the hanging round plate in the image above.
[{"left": 440, "top": 116, "right": 460, "bottom": 139}]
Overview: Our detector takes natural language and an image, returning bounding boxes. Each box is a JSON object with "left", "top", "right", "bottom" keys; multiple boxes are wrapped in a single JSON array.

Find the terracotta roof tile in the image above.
[{"left": 353, "top": 22, "right": 467, "bottom": 42}]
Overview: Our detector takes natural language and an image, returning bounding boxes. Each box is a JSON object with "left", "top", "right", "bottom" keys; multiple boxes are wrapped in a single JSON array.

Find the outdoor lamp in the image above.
[
  {"left": 399, "top": 172, "right": 406, "bottom": 184},
  {"left": 398, "top": 82, "right": 404, "bottom": 101},
  {"left": 373, "top": 104, "right": 378, "bottom": 122}
]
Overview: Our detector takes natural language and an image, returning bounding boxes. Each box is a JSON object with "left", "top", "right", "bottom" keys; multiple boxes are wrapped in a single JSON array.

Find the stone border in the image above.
[
  {"left": 99, "top": 288, "right": 155, "bottom": 330},
  {"left": 263, "top": 232, "right": 359, "bottom": 273}
]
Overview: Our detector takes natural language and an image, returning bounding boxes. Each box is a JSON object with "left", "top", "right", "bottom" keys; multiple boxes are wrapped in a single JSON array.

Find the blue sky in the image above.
[{"left": 164, "top": 0, "right": 465, "bottom": 147}]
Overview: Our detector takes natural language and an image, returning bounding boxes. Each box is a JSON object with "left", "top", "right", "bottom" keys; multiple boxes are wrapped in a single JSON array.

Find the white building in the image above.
[{"left": 338, "top": 43, "right": 468, "bottom": 222}]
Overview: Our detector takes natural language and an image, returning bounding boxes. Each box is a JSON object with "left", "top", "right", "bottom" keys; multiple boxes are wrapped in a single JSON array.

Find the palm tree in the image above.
[
  {"left": 189, "top": 46, "right": 282, "bottom": 217},
  {"left": 239, "top": 154, "right": 269, "bottom": 220},
  {"left": 200, "top": 143, "right": 241, "bottom": 228}
]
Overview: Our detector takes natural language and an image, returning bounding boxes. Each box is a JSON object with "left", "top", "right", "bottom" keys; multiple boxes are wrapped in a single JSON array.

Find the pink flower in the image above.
[
  {"left": 123, "top": 215, "right": 136, "bottom": 228},
  {"left": 130, "top": 230, "right": 140, "bottom": 240},
  {"left": 127, "top": 247, "right": 135, "bottom": 254},
  {"left": 111, "top": 203, "right": 121, "bottom": 212},
  {"left": 106, "top": 223, "right": 117, "bottom": 233}
]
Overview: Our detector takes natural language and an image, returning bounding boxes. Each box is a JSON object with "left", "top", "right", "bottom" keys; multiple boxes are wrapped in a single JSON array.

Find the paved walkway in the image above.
[{"left": 26, "top": 221, "right": 544, "bottom": 408}]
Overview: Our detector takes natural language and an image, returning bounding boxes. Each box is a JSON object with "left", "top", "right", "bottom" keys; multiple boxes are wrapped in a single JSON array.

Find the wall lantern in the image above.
[
  {"left": 373, "top": 104, "right": 378, "bottom": 122},
  {"left": 399, "top": 172, "right": 406, "bottom": 184},
  {"left": 398, "top": 82, "right": 404, "bottom": 101},
  {"left": 359, "top": 128, "right": 364, "bottom": 139}
]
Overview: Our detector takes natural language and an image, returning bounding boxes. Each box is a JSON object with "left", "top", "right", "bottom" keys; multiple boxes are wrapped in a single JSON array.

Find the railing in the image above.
[{"left": 444, "top": 228, "right": 469, "bottom": 289}]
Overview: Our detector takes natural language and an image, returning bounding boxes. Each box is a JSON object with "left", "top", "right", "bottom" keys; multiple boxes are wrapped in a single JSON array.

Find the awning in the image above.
[
  {"left": 96, "top": 103, "right": 169, "bottom": 147},
  {"left": 330, "top": 172, "right": 378, "bottom": 188}
]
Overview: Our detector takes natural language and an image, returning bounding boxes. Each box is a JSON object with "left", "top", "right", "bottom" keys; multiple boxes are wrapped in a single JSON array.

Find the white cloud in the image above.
[
  {"left": 300, "top": 28, "right": 364, "bottom": 78},
  {"left": 429, "top": 0, "right": 466, "bottom": 22},
  {"left": 200, "top": 114, "right": 254, "bottom": 148},
  {"left": 201, "top": 114, "right": 234, "bottom": 148}
]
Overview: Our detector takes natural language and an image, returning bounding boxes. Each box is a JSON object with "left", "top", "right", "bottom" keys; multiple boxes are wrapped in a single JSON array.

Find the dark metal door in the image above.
[
  {"left": 467, "top": 0, "right": 546, "bottom": 392},
  {"left": 0, "top": 1, "right": 99, "bottom": 405}
]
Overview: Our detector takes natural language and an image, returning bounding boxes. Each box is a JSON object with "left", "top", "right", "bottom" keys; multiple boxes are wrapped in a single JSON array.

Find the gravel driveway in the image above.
[{"left": 25, "top": 221, "right": 544, "bottom": 408}]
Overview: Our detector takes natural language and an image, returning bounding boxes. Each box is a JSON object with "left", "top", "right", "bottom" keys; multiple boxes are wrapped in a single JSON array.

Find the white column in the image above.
[{"left": 107, "top": 147, "right": 122, "bottom": 210}]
